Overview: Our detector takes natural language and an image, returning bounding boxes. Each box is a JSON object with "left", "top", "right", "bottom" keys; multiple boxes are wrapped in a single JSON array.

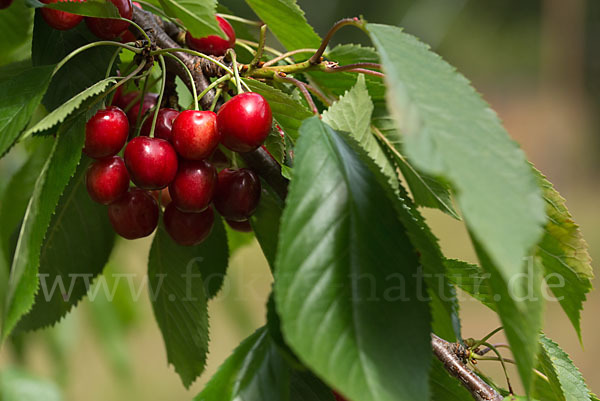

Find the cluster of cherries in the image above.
[{"left": 85, "top": 90, "right": 272, "bottom": 245}]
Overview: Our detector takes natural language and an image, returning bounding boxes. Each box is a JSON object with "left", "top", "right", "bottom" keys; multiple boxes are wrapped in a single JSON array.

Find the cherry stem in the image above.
[
  {"left": 228, "top": 49, "right": 243, "bottom": 94},
  {"left": 249, "top": 24, "right": 267, "bottom": 69},
  {"left": 209, "top": 88, "right": 222, "bottom": 112},
  {"left": 149, "top": 55, "right": 167, "bottom": 138},
  {"left": 305, "top": 83, "right": 332, "bottom": 106},
  {"left": 237, "top": 39, "right": 295, "bottom": 63},
  {"left": 275, "top": 73, "right": 319, "bottom": 115},
  {"left": 193, "top": 73, "right": 232, "bottom": 109},
  {"left": 217, "top": 13, "right": 263, "bottom": 27},
  {"left": 471, "top": 341, "right": 513, "bottom": 394},
  {"left": 151, "top": 48, "right": 233, "bottom": 76},
  {"left": 53, "top": 41, "right": 141, "bottom": 77},
  {"left": 164, "top": 53, "right": 198, "bottom": 110},
  {"left": 133, "top": 70, "right": 152, "bottom": 135},
  {"left": 121, "top": 18, "right": 152, "bottom": 44},
  {"left": 471, "top": 327, "right": 503, "bottom": 351},
  {"left": 327, "top": 67, "right": 384, "bottom": 78},
  {"left": 105, "top": 48, "right": 122, "bottom": 79},
  {"left": 263, "top": 48, "right": 318, "bottom": 67},
  {"left": 309, "top": 17, "right": 366, "bottom": 65}
]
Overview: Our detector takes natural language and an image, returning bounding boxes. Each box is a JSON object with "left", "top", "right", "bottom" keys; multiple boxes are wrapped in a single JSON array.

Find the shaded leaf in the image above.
[
  {"left": 40, "top": 0, "right": 120, "bottom": 18},
  {"left": 158, "top": 0, "right": 223, "bottom": 39},
  {"left": 0, "top": 369, "right": 64, "bottom": 401},
  {"left": 430, "top": 358, "right": 475, "bottom": 401},
  {"left": 0, "top": 65, "right": 54, "bottom": 157},
  {"left": 16, "top": 159, "right": 116, "bottom": 332},
  {"left": 275, "top": 117, "right": 431, "bottom": 401},
  {"left": 250, "top": 181, "right": 284, "bottom": 271},
  {"left": 0, "top": 1, "right": 34, "bottom": 66}
]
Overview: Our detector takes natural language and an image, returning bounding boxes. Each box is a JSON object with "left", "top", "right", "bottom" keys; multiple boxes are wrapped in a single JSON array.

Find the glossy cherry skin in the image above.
[
  {"left": 213, "top": 168, "right": 261, "bottom": 221},
  {"left": 85, "top": 0, "right": 133, "bottom": 39},
  {"left": 140, "top": 108, "right": 179, "bottom": 141},
  {"left": 0, "top": 0, "right": 13, "bottom": 9},
  {"left": 164, "top": 203, "right": 214, "bottom": 246},
  {"left": 172, "top": 110, "right": 219, "bottom": 160},
  {"left": 169, "top": 160, "right": 217, "bottom": 212},
  {"left": 113, "top": 90, "right": 137, "bottom": 110},
  {"left": 217, "top": 92, "right": 272, "bottom": 152},
  {"left": 225, "top": 219, "right": 252, "bottom": 233},
  {"left": 124, "top": 137, "right": 178, "bottom": 190},
  {"left": 108, "top": 189, "right": 159, "bottom": 239},
  {"left": 127, "top": 92, "right": 158, "bottom": 127},
  {"left": 185, "top": 16, "right": 236, "bottom": 56},
  {"left": 84, "top": 106, "right": 129, "bottom": 159},
  {"left": 86, "top": 156, "right": 130, "bottom": 205},
  {"left": 41, "top": 0, "right": 83, "bottom": 30}
]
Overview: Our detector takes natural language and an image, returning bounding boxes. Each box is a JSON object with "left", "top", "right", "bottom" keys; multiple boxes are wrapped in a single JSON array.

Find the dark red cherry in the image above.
[
  {"left": 84, "top": 106, "right": 129, "bottom": 159},
  {"left": 0, "top": 0, "right": 13, "bottom": 9},
  {"left": 85, "top": 0, "right": 133, "bottom": 40},
  {"left": 41, "top": 0, "right": 83, "bottom": 30},
  {"left": 168, "top": 160, "right": 217, "bottom": 212},
  {"left": 185, "top": 16, "right": 236, "bottom": 56},
  {"left": 217, "top": 92, "right": 272, "bottom": 152},
  {"left": 140, "top": 108, "right": 179, "bottom": 141},
  {"left": 214, "top": 168, "right": 261, "bottom": 221},
  {"left": 108, "top": 188, "right": 159, "bottom": 239},
  {"left": 164, "top": 203, "right": 214, "bottom": 246},
  {"left": 127, "top": 92, "right": 158, "bottom": 127},
  {"left": 332, "top": 392, "right": 349, "bottom": 401},
  {"left": 225, "top": 219, "right": 252, "bottom": 233},
  {"left": 171, "top": 110, "right": 219, "bottom": 160},
  {"left": 113, "top": 90, "right": 138, "bottom": 110},
  {"left": 86, "top": 156, "right": 130, "bottom": 205},
  {"left": 124, "top": 137, "right": 178, "bottom": 190},
  {"left": 120, "top": 29, "right": 137, "bottom": 43}
]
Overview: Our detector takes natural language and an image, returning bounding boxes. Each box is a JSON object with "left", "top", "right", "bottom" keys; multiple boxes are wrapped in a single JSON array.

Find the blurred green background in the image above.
[{"left": 1, "top": 0, "right": 599, "bottom": 399}]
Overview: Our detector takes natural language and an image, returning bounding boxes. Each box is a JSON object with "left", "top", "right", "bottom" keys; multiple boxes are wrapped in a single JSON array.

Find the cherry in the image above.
[
  {"left": 140, "top": 108, "right": 179, "bottom": 141},
  {"left": 120, "top": 29, "right": 137, "bottom": 43},
  {"left": 41, "top": 0, "right": 83, "bottom": 30},
  {"left": 217, "top": 92, "right": 272, "bottom": 152},
  {"left": 85, "top": 0, "right": 133, "bottom": 40},
  {"left": 171, "top": 110, "right": 219, "bottom": 160},
  {"left": 108, "top": 188, "right": 159, "bottom": 239},
  {"left": 225, "top": 219, "right": 252, "bottom": 233},
  {"left": 86, "top": 156, "right": 130, "bottom": 205},
  {"left": 164, "top": 203, "right": 214, "bottom": 246},
  {"left": 151, "top": 188, "right": 172, "bottom": 207},
  {"left": 0, "top": 0, "right": 13, "bottom": 9},
  {"left": 113, "top": 90, "right": 138, "bottom": 110},
  {"left": 185, "top": 16, "right": 236, "bottom": 56},
  {"left": 83, "top": 106, "right": 129, "bottom": 159},
  {"left": 168, "top": 160, "right": 217, "bottom": 212},
  {"left": 332, "top": 391, "right": 349, "bottom": 401},
  {"left": 127, "top": 92, "right": 158, "bottom": 127},
  {"left": 213, "top": 168, "right": 261, "bottom": 221},
  {"left": 124, "top": 137, "right": 178, "bottom": 190}
]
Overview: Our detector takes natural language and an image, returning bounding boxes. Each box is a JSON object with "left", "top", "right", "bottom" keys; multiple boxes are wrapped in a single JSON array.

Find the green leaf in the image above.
[
  {"left": 194, "top": 327, "right": 289, "bottom": 401},
  {"left": 275, "top": 117, "right": 431, "bottom": 401},
  {"left": 308, "top": 44, "right": 386, "bottom": 100},
  {"left": 2, "top": 109, "right": 90, "bottom": 340},
  {"left": 430, "top": 358, "right": 474, "bottom": 401},
  {"left": 40, "top": 0, "right": 120, "bottom": 18},
  {"left": 263, "top": 126, "right": 285, "bottom": 165},
  {"left": 534, "top": 168, "right": 593, "bottom": 340},
  {"left": 25, "top": 78, "right": 117, "bottom": 137},
  {"left": 0, "top": 368, "right": 64, "bottom": 401},
  {"left": 250, "top": 181, "right": 284, "bottom": 271},
  {"left": 158, "top": 0, "right": 223, "bottom": 39},
  {"left": 225, "top": 221, "right": 255, "bottom": 257},
  {"left": 15, "top": 158, "right": 116, "bottom": 332},
  {"left": 244, "top": 0, "right": 321, "bottom": 52},
  {"left": 368, "top": 23, "right": 546, "bottom": 282},
  {"left": 444, "top": 259, "right": 494, "bottom": 308},
  {"left": 148, "top": 218, "right": 228, "bottom": 387},
  {"left": 0, "top": 65, "right": 54, "bottom": 157},
  {"left": 0, "top": 1, "right": 34, "bottom": 66},
  {"left": 243, "top": 79, "right": 312, "bottom": 142},
  {"left": 536, "top": 334, "right": 591, "bottom": 401},
  {"left": 32, "top": 13, "right": 117, "bottom": 111}
]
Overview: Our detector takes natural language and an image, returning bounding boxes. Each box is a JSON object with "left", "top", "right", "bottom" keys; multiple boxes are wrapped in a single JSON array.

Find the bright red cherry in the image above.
[
  {"left": 86, "top": 156, "right": 130, "bottom": 205},
  {"left": 41, "top": 0, "right": 83, "bottom": 30},
  {"left": 213, "top": 168, "right": 261, "bottom": 221},
  {"left": 164, "top": 203, "right": 214, "bottom": 246},
  {"left": 169, "top": 160, "right": 217, "bottom": 212},
  {"left": 140, "top": 108, "right": 179, "bottom": 141},
  {"left": 217, "top": 93, "right": 272, "bottom": 153},
  {"left": 108, "top": 188, "right": 159, "bottom": 239},
  {"left": 171, "top": 110, "right": 219, "bottom": 160},
  {"left": 0, "top": 0, "right": 13, "bottom": 9},
  {"left": 84, "top": 106, "right": 129, "bottom": 159},
  {"left": 225, "top": 219, "right": 252, "bottom": 233},
  {"left": 85, "top": 0, "right": 133, "bottom": 40},
  {"left": 124, "top": 137, "right": 178, "bottom": 190},
  {"left": 127, "top": 92, "right": 158, "bottom": 128},
  {"left": 185, "top": 16, "right": 236, "bottom": 56}
]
